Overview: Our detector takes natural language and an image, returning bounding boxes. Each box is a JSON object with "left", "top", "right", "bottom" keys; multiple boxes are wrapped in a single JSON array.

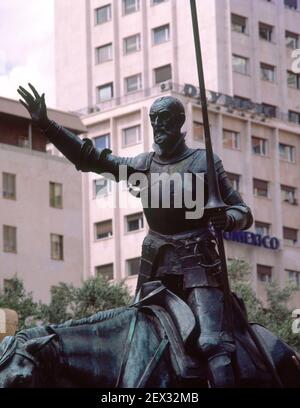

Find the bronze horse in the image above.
[{"left": 0, "top": 285, "right": 300, "bottom": 388}]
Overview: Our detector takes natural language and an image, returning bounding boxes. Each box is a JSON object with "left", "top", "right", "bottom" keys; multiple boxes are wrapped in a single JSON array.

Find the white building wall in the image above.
[{"left": 0, "top": 144, "right": 84, "bottom": 302}]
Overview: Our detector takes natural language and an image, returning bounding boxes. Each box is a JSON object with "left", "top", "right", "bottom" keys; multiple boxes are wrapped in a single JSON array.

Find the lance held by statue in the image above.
[{"left": 17, "top": 84, "right": 253, "bottom": 387}]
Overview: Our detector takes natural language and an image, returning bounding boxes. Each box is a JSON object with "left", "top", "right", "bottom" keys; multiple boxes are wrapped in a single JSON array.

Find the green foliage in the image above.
[
  {"left": 41, "top": 275, "right": 132, "bottom": 324},
  {"left": 228, "top": 258, "right": 300, "bottom": 351},
  {"left": 0, "top": 275, "right": 132, "bottom": 329},
  {"left": 0, "top": 277, "right": 41, "bottom": 330}
]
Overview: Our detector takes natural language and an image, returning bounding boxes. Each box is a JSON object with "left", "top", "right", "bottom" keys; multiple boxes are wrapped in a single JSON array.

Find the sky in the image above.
[{"left": 0, "top": 0, "right": 55, "bottom": 107}]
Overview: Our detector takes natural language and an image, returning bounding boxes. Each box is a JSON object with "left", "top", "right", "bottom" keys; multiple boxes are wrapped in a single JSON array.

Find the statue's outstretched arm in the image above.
[{"left": 17, "top": 84, "right": 136, "bottom": 180}]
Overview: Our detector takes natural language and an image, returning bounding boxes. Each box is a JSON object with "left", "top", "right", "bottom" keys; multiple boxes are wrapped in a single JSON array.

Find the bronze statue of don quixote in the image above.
[{"left": 0, "top": 0, "right": 300, "bottom": 388}]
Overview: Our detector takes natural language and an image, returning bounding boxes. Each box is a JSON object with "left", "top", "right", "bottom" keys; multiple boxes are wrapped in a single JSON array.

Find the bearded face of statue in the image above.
[{"left": 149, "top": 96, "right": 186, "bottom": 158}]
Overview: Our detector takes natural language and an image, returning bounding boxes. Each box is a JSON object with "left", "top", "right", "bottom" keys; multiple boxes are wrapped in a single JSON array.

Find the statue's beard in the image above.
[{"left": 152, "top": 130, "right": 185, "bottom": 158}]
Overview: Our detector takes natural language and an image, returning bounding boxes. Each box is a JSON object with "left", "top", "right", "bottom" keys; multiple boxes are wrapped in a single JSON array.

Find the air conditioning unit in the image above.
[{"left": 160, "top": 81, "right": 172, "bottom": 92}]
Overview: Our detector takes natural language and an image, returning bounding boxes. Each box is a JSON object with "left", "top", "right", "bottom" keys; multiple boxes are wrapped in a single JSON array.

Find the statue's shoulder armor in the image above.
[
  {"left": 187, "top": 149, "right": 222, "bottom": 174},
  {"left": 129, "top": 151, "right": 155, "bottom": 172}
]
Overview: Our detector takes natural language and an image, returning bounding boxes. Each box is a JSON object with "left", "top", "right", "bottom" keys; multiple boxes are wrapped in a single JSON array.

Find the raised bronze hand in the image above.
[{"left": 17, "top": 83, "right": 50, "bottom": 130}]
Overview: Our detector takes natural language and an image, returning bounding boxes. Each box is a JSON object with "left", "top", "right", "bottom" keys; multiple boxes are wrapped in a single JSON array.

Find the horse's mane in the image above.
[
  {"left": 48, "top": 305, "right": 132, "bottom": 329},
  {"left": 0, "top": 306, "right": 134, "bottom": 367}
]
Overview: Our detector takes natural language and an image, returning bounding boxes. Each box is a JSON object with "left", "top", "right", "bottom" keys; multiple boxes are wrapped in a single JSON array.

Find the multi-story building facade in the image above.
[
  {"left": 54, "top": 0, "right": 300, "bottom": 303},
  {"left": 0, "top": 96, "right": 87, "bottom": 302}
]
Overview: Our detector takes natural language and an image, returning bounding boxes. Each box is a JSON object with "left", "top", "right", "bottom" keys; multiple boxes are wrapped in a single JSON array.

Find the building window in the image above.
[
  {"left": 95, "top": 4, "right": 111, "bottom": 25},
  {"left": 50, "top": 234, "right": 63, "bottom": 260},
  {"left": 287, "top": 71, "right": 300, "bottom": 89},
  {"left": 261, "top": 103, "right": 277, "bottom": 118},
  {"left": 289, "top": 110, "right": 300, "bottom": 124},
  {"left": 154, "top": 64, "right": 172, "bottom": 84},
  {"left": 279, "top": 143, "right": 295, "bottom": 162},
  {"left": 3, "top": 279, "right": 14, "bottom": 292},
  {"left": 3, "top": 225, "right": 17, "bottom": 253},
  {"left": 125, "top": 74, "right": 142, "bottom": 93},
  {"left": 94, "top": 134, "right": 110, "bottom": 149},
  {"left": 93, "top": 178, "right": 112, "bottom": 198},
  {"left": 255, "top": 221, "right": 270, "bottom": 236},
  {"left": 252, "top": 136, "right": 268, "bottom": 156},
  {"left": 97, "top": 83, "right": 113, "bottom": 102},
  {"left": 49, "top": 182, "right": 63, "bottom": 209},
  {"left": 123, "top": 0, "right": 140, "bottom": 14},
  {"left": 122, "top": 125, "right": 141, "bottom": 146},
  {"left": 95, "top": 263, "right": 114, "bottom": 280},
  {"left": 94, "top": 220, "right": 113, "bottom": 240},
  {"left": 227, "top": 173, "right": 240, "bottom": 192},
  {"left": 232, "top": 54, "right": 249, "bottom": 75},
  {"left": 286, "top": 31, "right": 299, "bottom": 49},
  {"left": 193, "top": 121, "right": 204, "bottom": 142},
  {"left": 281, "top": 185, "right": 297, "bottom": 205},
  {"left": 126, "top": 257, "right": 141, "bottom": 276},
  {"left": 95, "top": 43, "right": 112, "bottom": 64},
  {"left": 284, "top": 0, "right": 298, "bottom": 10},
  {"left": 124, "top": 34, "right": 141, "bottom": 54},
  {"left": 223, "top": 129, "right": 240, "bottom": 150},
  {"left": 2, "top": 172, "right": 16, "bottom": 200},
  {"left": 153, "top": 24, "right": 170, "bottom": 45},
  {"left": 231, "top": 14, "right": 247, "bottom": 34},
  {"left": 257, "top": 264, "right": 272, "bottom": 283},
  {"left": 283, "top": 227, "right": 298, "bottom": 245},
  {"left": 287, "top": 270, "right": 300, "bottom": 288},
  {"left": 126, "top": 212, "right": 144, "bottom": 232},
  {"left": 259, "top": 22, "right": 273, "bottom": 42},
  {"left": 260, "top": 63, "right": 275, "bottom": 82},
  {"left": 253, "top": 179, "right": 269, "bottom": 198}
]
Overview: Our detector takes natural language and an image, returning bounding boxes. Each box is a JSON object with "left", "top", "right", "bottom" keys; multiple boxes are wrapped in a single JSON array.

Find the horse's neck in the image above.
[
  {"left": 56, "top": 309, "right": 135, "bottom": 387},
  {"left": 36, "top": 339, "right": 62, "bottom": 386}
]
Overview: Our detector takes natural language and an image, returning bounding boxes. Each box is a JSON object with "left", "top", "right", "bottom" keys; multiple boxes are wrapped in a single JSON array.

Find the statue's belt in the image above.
[{"left": 140, "top": 229, "right": 222, "bottom": 288}]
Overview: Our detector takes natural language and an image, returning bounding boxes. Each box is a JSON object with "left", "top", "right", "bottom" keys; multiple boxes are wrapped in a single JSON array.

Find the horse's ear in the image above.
[{"left": 24, "top": 334, "right": 57, "bottom": 355}]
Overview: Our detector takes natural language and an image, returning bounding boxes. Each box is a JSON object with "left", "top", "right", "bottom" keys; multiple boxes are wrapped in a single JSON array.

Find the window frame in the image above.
[
  {"left": 259, "top": 22, "right": 274, "bottom": 42},
  {"left": 122, "top": 0, "right": 140, "bottom": 15},
  {"left": 154, "top": 64, "right": 172, "bottom": 84},
  {"left": 123, "top": 33, "right": 141, "bottom": 54},
  {"left": 285, "top": 31, "right": 299, "bottom": 49},
  {"left": 251, "top": 136, "right": 268, "bottom": 156},
  {"left": 2, "top": 172, "right": 16, "bottom": 200},
  {"left": 260, "top": 63, "right": 276, "bottom": 82},
  {"left": 253, "top": 178, "right": 269, "bottom": 199},
  {"left": 95, "top": 4, "right": 112, "bottom": 25},
  {"left": 222, "top": 129, "right": 241, "bottom": 150},
  {"left": 3, "top": 225, "right": 17, "bottom": 253},
  {"left": 232, "top": 54, "right": 249, "bottom": 75},
  {"left": 95, "top": 263, "right": 114, "bottom": 280},
  {"left": 125, "top": 212, "right": 144, "bottom": 233},
  {"left": 95, "top": 43, "right": 113, "bottom": 64},
  {"left": 97, "top": 82, "right": 114, "bottom": 102},
  {"left": 124, "top": 73, "right": 142, "bottom": 94},
  {"left": 93, "top": 178, "right": 112, "bottom": 199},
  {"left": 50, "top": 233, "right": 64, "bottom": 261},
  {"left": 126, "top": 257, "right": 141, "bottom": 276},
  {"left": 152, "top": 24, "right": 170, "bottom": 45},
  {"left": 93, "top": 134, "right": 110, "bottom": 149},
  {"left": 122, "top": 125, "right": 142, "bottom": 147},
  {"left": 49, "top": 181, "right": 63, "bottom": 209},
  {"left": 231, "top": 14, "right": 247, "bottom": 34},
  {"left": 279, "top": 143, "right": 296, "bottom": 163},
  {"left": 94, "top": 219, "right": 113, "bottom": 241}
]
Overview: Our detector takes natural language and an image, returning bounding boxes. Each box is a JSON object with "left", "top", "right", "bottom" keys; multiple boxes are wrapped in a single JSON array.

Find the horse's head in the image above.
[{"left": 0, "top": 334, "right": 56, "bottom": 388}]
